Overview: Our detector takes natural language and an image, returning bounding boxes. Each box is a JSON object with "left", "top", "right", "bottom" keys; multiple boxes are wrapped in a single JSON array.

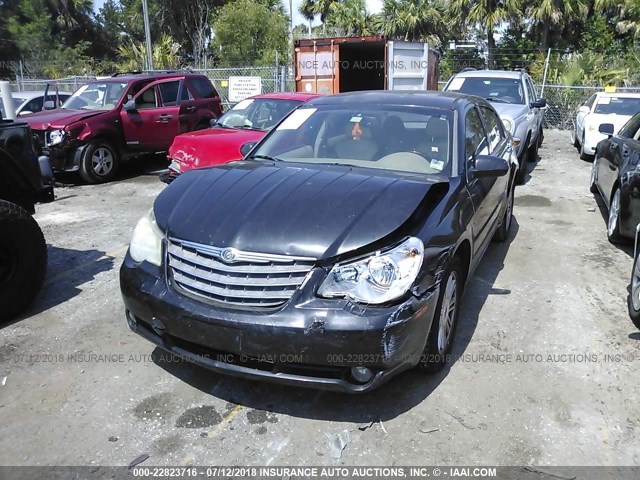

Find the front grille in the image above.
[{"left": 167, "top": 238, "right": 316, "bottom": 308}]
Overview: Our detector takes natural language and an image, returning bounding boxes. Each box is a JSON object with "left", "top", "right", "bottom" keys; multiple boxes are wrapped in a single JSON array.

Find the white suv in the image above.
[{"left": 444, "top": 69, "right": 546, "bottom": 184}]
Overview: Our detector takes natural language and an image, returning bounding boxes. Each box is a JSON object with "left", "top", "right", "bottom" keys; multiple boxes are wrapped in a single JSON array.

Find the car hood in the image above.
[
  {"left": 154, "top": 162, "right": 438, "bottom": 260},
  {"left": 23, "top": 109, "right": 106, "bottom": 130},
  {"left": 586, "top": 113, "right": 633, "bottom": 132},
  {"left": 491, "top": 103, "right": 529, "bottom": 120},
  {"left": 168, "top": 127, "right": 266, "bottom": 171}
]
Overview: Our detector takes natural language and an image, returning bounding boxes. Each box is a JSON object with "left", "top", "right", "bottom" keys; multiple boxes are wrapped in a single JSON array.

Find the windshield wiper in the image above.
[
  {"left": 236, "top": 125, "right": 260, "bottom": 130},
  {"left": 485, "top": 97, "right": 512, "bottom": 104},
  {"left": 247, "top": 154, "right": 283, "bottom": 162}
]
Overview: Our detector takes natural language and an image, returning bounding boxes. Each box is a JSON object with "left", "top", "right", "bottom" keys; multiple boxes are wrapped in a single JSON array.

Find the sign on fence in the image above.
[{"left": 228, "top": 76, "right": 262, "bottom": 102}]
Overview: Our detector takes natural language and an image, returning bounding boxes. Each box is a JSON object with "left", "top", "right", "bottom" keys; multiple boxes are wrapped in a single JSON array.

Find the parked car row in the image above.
[
  {"left": 571, "top": 92, "right": 640, "bottom": 334},
  {"left": 0, "top": 91, "right": 71, "bottom": 118}
]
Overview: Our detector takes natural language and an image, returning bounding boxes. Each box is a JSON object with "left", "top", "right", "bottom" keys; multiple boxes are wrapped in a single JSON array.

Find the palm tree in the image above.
[
  {"left": 528, "top": 0, "right": 587, "bottom": 51},
  {"left": 299, "top": 1, "right": 316, "bottom": 37},
  {"left": 299, "top": 0, "right": 341, "bottom": 33},
  {"left": 595, "top": 0, "right": 640, "bottom": 37},
  {"left": 328, "top": 0, "right": 374, "bottom": 36},
  {"left": 374, "top": 0, "right": 448, "bottom": 45},
  {"left": 449, "top": 0, "right": 522, "bottom": 68}
]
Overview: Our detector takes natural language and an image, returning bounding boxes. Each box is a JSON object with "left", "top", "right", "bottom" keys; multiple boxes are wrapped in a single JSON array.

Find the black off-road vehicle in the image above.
[{"left": 0, "top": 117, "right": 54, "bottom": 320}]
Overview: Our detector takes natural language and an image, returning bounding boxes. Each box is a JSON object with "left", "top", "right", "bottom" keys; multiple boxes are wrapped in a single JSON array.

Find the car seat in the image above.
[
  {"left": 332, "top": 121, "right": 378, "bottom": 161},
  {"left": 138, "top": 89, "right": 156, "bottom": 109},
  {"left": 424, "top": 117, "right": 449, "bottom": 163}
]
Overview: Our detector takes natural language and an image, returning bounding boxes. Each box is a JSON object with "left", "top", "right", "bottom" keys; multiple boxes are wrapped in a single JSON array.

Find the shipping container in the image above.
[{"left": 293, "top": 35, "right": 439, "bottom": 95}]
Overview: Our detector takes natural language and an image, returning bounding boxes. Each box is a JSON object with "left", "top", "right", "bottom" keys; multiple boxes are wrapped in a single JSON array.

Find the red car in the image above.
[
  {"left": 162, "top": 92, "right": 319, "bottom": 183},
  {"left": 24, "top": 72, "right": 223, "bottom": 184}
]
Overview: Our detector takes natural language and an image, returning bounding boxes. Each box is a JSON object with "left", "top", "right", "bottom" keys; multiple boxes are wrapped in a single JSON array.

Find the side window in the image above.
[
  {"left": 158, "top": 81, "right": 180, "bottom": 106},
  {"left": 24, "top": 97, "right": 43, "bottom": 113},
  {"left": 126, "top": 81, "right": 152, "bottom": 103},
  {"left": 135, "top": 85, "right": 158, "bottom": 109},
  {"left": 525, "top": 80, "right": 536, "bottom": 104},
  {"left": 465, "top": 107, "right": 489, "bottom": 166},
  {"left": 180, "top": 83, "right": 194, "bottom": 102},
  {"left": 479, "top": 106, "right": 506, "bottom": 153},
  {"left": 189, "top": 77, "right": 218, "bottom": 99}
]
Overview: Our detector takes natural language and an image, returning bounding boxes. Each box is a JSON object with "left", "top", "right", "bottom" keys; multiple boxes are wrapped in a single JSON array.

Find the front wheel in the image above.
[
  {"left": 417, "top": 258, "right": 464, "bottom": 373},
  {"left": 628, "top": 248, "right": 640, "bottom": 329},
  {"left": 494, "top": 182, "right": 514, "bottom": 242},
  {"left": 0, "top": 200, "right": 47, "bottom": 321},
  {"left": 589, "top": 159, "right": 598, "bottom": 194},
  {"left": 607, "top": 188, "right": 623, "bottom": 244},
  {"left": 79, "top": 140, "right": 120, "bottom": 184},
  {"left": 515, "top": 148, "right": 527, "bottom": 185}
]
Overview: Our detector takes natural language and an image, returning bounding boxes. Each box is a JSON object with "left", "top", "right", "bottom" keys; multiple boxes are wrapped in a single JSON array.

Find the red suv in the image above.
[{"left": 24, "top": 72, "right": 223, "bottom": 183}]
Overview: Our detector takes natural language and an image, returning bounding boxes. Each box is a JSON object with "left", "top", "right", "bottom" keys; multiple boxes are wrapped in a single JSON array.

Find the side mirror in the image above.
[
  {"left": 578, "top": 105, "right": 590, "bottom": 114},
  {"left": 124, "top": 99, "right": 137, "bottom": 112},
  {"left": 18, "top": 111, "right": 33, "bottom": 117},
  {"left": 531, "top": 98, "right": 546, "bottom": 109},
  {"left": 43, "top": 100, "right": 55, "bottom": 110},
  {"left": 240, "top": 141, "right": 257, "bottom": 156},
  {"left": 472, "top": 155, "right": 509, "bottom": 178},
  {"left": 209, "top": 118, "right": 219, "bottom": 127},
  {"left": 599, "top": 123, "right": 614, "bottom": 136}
]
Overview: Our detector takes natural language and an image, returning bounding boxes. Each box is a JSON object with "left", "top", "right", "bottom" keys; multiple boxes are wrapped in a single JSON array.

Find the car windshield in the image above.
[
  {"left": 594, "top": 97, "right": 640, "bottom": 115},
  {"left": 448, "top": 77, "right": 525, "bottom": 104},
  {"left": 251, "top": 105, "right": 453, "bottom": 176},
  {"left": 216, "top": 98, "right": 303, "bottom": 131},
  {"left": 62, "top": 82, "right": 128, "bottom": 111}
]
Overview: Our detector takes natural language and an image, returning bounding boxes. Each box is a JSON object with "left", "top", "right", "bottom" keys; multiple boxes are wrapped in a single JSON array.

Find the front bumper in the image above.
[
  {"left": 120, "top": 254, "right": 439, "bottom": 393},
  {"left": 33, "top": 131, "right": 86, "bottom": 173}
]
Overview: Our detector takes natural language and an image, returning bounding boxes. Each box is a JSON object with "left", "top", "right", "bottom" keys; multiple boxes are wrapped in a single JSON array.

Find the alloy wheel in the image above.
[
  {"left": 437, "top": 271, "right": 458, "bottom": 353},
  {"left": 632, "top": 253, "right": 640, "bottom": 312},
  {"left": 608, "top": 190, "right": 621, "bottom": 237},
  {"left": 92, "top": 147, "right": 114, "bottom": 176}
]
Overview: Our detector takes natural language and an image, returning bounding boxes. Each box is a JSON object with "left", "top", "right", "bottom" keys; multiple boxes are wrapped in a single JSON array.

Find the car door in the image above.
[
  {"left": 463, "top": 106, "right": 495, "bottom": 255},
  {"left": 600, "top": 115, "right": 640, "bottom": 205},
  {"left": 577, "top": 94, "right": 596, "bottom": 142},
  {"left": 526, "top": 78, "right": 542, "bottom": 136},
  {"left": 120, "top": 79, "right": 184, "bottom": 151},
  {"left": 480, "top": 105, "right": 511, "bottom": 211}
]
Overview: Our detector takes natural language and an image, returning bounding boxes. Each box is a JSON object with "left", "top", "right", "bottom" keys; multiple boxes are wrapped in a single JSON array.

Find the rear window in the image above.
[{"left": 189, "top": 77, "right": 218, "bottom": 99}]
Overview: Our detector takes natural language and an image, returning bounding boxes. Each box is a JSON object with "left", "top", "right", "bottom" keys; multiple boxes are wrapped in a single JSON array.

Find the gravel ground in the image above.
[{"left": 1, "top": 130, "right": 639, "bottom": 468}]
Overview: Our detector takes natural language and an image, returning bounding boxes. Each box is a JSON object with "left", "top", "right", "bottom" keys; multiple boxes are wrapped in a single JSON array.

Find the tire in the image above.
[
  {"left": 494, "top": 182, "right": 514, "bottom": 242},
  {"left": 515, "top": 137, "right": 530, "bottom": 185},
  {"left": 79, "top": 140, "right": 120, "bottom": 184},
  {"left": 580, "top": 134, "right": 593, "bottom": 161},
  {"left": 589, "top": 159, "right": 598, "bottom": 194},
  {"left": 537, "top": 127, "right": 544, "bottom": 149},
  {"left": 607, "top": 188, "right": 623, "bottom": 244},
  {"left": 0, "top": 200, "right": 47, "bottom": 321},
  {"left": 628, "top": 248, "right": 640, "bottom": 330},
  {"left": 572, "top": 129, "right": 579, "bottom": 149},
  {"left": 417, "top": 257, "right": 464, "bottom": 373}
]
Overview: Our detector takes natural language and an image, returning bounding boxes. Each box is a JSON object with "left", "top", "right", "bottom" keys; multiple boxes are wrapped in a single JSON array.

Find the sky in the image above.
[{"left": 92, "top": 0, "right": 383, "bottom": 29}]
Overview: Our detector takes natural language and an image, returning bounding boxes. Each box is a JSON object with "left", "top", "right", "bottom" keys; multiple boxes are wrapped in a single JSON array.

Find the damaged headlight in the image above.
[
  {"left": 47, "top": 129, "right": 65, "bottom": 146},
  {"left": 501, "top": 118, "right": 513, "bottom": 134},
  {"left": 318, "top": 237, "right": 424, "bottom": 304},
  {"left": 129, "top": 208, "right": 164, "bottom": 266},
  {"left": 168, "top": 160, "right": 182, "bottom": 174}
]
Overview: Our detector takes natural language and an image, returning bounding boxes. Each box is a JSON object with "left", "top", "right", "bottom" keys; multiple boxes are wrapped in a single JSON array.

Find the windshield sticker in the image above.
[
  {"left": 278, "top": 108, "right": 317, "bottom": 130},
  {"left": 430, "top": 159, "right": 445, "bottom": 171},
  {"left": 448, "top": 78, "right": 465, "bottom": 91},
  {"left": 234, "top": 99, "right": 254, "bottom": 110},
  {"left": 431, "top": 146, "right": 439, "bottom": 153},
  {"left": 350, "top": 116, "right": 363, "bottom": 123},
  {"left": 599, "top": 97, "right": 611, "bottom": 105}
]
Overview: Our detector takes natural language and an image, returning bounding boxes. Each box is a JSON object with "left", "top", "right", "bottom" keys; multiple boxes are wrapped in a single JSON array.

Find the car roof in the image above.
[
  {"left": 596, "top": 92, "right": 640, "bottom": 98},
  {"left": 453, "top": 70, "right": 524, "bottom": 80},
  {"left": 304, "top": 90, "right": 476, "bottom": 110},
  {"left": 93, "top": 72, "right": 197, "bottom": 83},
  {"left": 251, "top": 92, "right": 321, "bottom": 101}
]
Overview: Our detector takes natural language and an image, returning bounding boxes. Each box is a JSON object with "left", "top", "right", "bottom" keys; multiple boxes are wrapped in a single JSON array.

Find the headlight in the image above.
[
  {"left": 168, "top": 160, "right": 181, "bottom": 173},
  {"left": 47, "top": 129, "right": 65, "bottom": 146},
  {"left": 501, "top": 118, "right": 514, "bottom": 134},
  {"left": 129, "top": 209, "right": 164, "bottom": 266},
  {"left": 318, "top": 237, "right": 424, "bottom": 304}
]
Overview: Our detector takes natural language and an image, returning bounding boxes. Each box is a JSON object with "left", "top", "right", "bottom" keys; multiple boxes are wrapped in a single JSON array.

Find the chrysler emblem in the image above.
[{"left": 220, "top": 248, "right": 237, "bottom": 263}]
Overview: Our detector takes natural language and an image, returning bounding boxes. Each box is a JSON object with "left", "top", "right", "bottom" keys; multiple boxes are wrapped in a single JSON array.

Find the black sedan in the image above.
[
  {"left": 590, "top": 112, "right": 640, "bottom": 243},
  {"left": 120, "top": 91, "right": 518, "bottom": 393}
]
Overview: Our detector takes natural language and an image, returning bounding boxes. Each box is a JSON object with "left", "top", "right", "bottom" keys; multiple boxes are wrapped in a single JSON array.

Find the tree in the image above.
[
  {"left": 211, "top": 0, "right": 289, "bottom": 66},
  {"left": 299, "top": 0, "right": 341, "bottom": 33},
  {"left": 449, "top": 0, "right": 522, "bottom": 67},
  {"left": 328, "top": 0, "right": 375, "bottom": 36},
  {"left": 527, "top": 0, "right": 588, "bottom": 51},
  {"left": 375, "top": 0, "right": 449, "bottom": 45}
]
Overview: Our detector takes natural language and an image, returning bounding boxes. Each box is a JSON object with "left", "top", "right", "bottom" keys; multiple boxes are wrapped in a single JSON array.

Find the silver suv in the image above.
[{"left": 444, "top": 69, "right": 546, "bottom": 184}]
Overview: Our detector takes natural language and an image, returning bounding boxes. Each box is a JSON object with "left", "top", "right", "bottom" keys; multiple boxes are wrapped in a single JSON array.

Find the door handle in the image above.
[
  {"left": 156, "top": 114, "right": 173, "bottom": 123},
  {"left": 185, "top": 106, "right": 196, "bottom": 112}
]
